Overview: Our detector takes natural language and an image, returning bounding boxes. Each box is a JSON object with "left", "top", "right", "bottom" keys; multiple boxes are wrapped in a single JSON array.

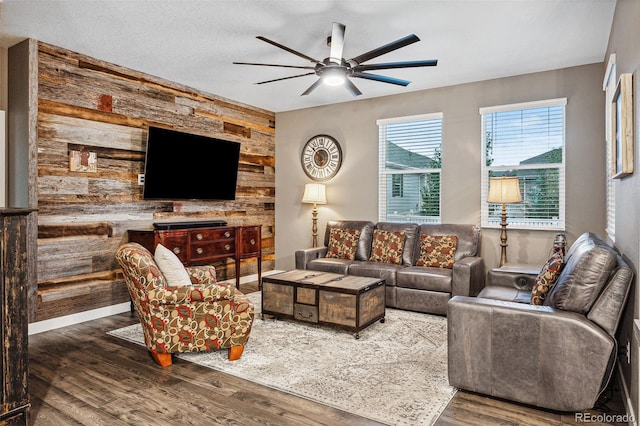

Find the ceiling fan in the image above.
[{"left": 233, "top": 22, "right": 438, "bottom": 97}]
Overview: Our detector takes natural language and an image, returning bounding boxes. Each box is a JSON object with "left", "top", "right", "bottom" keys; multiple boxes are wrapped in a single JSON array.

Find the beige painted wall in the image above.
[
  {"left": 275, "top": 63, "right": 606, "bottom": 273},
  {"left": 605, "top": 0, "right": 640, "bottom": 419}
]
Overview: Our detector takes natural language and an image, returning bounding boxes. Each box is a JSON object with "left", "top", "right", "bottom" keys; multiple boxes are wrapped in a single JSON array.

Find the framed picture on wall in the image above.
[{"left": 612, "top": 73, "right": 633, "bottom": 178}]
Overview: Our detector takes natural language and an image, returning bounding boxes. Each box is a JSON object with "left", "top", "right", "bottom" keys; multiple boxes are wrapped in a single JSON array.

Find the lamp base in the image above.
[{"left": 499, "top": 205, "right": 509, "bottom": 267}]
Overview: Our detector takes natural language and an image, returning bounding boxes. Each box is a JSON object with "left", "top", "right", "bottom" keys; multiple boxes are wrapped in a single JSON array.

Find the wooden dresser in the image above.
[
  {"left": 128, "top": 224, "right": 262, "bottom": 288},
  {"left": 1, "top": 209, "right": 33, "bottom": 425}
]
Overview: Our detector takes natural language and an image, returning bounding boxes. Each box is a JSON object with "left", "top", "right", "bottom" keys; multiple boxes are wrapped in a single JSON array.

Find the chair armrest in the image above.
[
  {"left": 447, "top": 296, "right": 615, "bottom": 411},
  {"left": 295, "top": 247, "right": 328, "bottom": 269},
  {"left": 452, "top": 256, "right": 485, "bottom": 297},
  {"left": 147, "top": 282, "right": 235, "bottom": 305},
  {"left": 185, "top": 265, "right": 217, "bottom": 284}
]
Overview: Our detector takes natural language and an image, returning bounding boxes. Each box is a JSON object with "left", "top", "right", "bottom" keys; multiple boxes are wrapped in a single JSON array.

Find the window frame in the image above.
[
  {"left": 377, "top": 112, "right": 443, "bottom": 224},
  {"left": 603, "top": 54, "right": 616, "bottom": 241},
  {"left": 480, "top": 98, "right": 567, "bottom": 231}
]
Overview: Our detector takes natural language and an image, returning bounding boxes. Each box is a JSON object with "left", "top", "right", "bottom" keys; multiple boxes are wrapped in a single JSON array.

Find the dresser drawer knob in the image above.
[
  {"left": 196, "top": 248, "right": 204, "bottom": 255},
  {"left": 250, "top": 238, "right": 255, "bottom": 245},
  {"left": 173, "top": 247, "right": 181, "bottom": 255},
  {"left": 225, "top": 244, "right": 231, "bottom": 251},
  {"left": 196, "top": 233, "right": 203, "bottom": 241},
  {"left": 224, "top": 231, "right": 231, "bottom": 238}
]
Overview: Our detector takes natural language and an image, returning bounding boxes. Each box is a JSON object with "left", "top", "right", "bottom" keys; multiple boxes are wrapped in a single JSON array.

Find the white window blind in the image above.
[
  {"left": 480, "top": 99, "right": 566, "bottom": 230},
  {"left": 603, "top": 54, "right": 616, "bottom": 241},
  {"left": 377, "top": 113, "right": 442, "bottom": 224}
]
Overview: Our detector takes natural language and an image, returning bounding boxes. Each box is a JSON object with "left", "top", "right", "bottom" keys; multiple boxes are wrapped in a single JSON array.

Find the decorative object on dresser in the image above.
[
  {"left": 261, "top": 270, "right": 385, "bottom": 339},
  {"left": 448, "top": 232, "right": 633, "bottom": 411},
  {"left": 296, "top": 220, "right": 484, "bottom": 315},
  {"left": 128, "top": 223, "right": 261, "bottom": 289},
  {"left": 301, "top": 183, "right": 327, "bottom": 247},
  {"left": 486, "top": 175, "right": 522, "bottom": 266},
  {"left": 115, "top": 242, "right": 255, "bottom": 367},
  {"left": 1, "top": 209, "right": 35, "bottom": 425}
]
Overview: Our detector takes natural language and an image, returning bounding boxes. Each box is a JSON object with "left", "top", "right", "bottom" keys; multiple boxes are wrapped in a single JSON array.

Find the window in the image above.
[
  {"left": 603, "top": 54, "right": 616, "bottom": 240},
  {"left": 377, "top": 113, "right": 442, "bottom": 223},
  {"left": 480, "top": 99, "right": 566, "bottom": 230}
]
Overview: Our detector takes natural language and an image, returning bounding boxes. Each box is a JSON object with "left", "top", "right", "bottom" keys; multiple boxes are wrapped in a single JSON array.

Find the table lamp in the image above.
[
  {"left": 487, "top": 176, "right": 522, "bottom": 266},
  {"left": 302, "top": 183, "right": 327, "bottom": 247}
]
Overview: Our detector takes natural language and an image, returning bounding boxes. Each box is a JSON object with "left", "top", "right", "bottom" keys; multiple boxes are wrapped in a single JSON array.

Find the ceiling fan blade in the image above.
[
  {"left": 301, "top": 79, "right": 323, "bottom": 96},
  {"left": 354, "top": 59, "right": 438, "bottom": 72},
  {"left": 256, "top": 36, "right": 321, "bottom": 64},
  {"left": 344, "top": 78, "right": 362, "bottom": 96},
  {"left": 233, "top": 61, "right": 316, "bottom": 70},
  {"left": 329, "top": 22, "right": 346, "bottom": 65},
  {"left": 349, "top": 34, "right": 420, "bottom": 65},
  {"left": 352, "top": 72, "right": 411, "bottom": 87},
  {"left": 256, "top": 73, "right": 315, "bottom": 85}
]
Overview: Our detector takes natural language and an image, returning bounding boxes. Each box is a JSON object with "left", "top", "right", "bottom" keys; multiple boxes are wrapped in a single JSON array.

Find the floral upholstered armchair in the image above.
[{"left": 115, "top": 242, "right": 255, "bottom": 367}]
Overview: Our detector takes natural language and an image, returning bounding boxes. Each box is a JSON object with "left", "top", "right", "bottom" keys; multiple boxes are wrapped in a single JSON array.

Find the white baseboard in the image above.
[
  {"left": 28, "top": 271, "right": 284, "bottom": 335},
  {"left": 617, "top": 365, "right": 637, "bottom": 426},
  {"left": 29, "top": 302, "right": 131, "bottom": 335}
]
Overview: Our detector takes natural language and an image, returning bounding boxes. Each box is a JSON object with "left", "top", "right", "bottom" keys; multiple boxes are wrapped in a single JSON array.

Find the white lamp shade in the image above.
[
  {"left": 302, "top": 183, "right": 327, "bottom": 204},
  {"left": 487, "top": 176, "right": 522, "bottom": 204}
]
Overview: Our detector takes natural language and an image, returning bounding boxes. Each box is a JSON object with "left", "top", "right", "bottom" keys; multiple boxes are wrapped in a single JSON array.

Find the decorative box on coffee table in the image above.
[{"left": 261, "top": 270, "right": 385, "bottom": 339}]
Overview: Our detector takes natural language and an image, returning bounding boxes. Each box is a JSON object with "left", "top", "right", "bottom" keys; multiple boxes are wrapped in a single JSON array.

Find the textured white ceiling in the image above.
[{"left": 0, "top": 0, "right": 615, "bottom": 112}]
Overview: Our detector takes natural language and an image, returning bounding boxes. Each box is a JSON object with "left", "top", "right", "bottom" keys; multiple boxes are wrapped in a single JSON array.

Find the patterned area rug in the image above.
[{"left": 108, "top": 292, "right": 456, "bottom": 425}]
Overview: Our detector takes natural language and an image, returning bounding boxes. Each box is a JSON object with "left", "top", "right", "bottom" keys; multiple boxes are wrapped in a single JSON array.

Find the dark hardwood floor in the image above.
[{"left": 28, "top": 282, "right": 628, "bottom": 425}]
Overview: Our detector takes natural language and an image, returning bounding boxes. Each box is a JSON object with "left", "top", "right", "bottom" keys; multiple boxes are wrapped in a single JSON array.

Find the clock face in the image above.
[{"left": 301, "top": 135, "right": 343, "bottom": 181}]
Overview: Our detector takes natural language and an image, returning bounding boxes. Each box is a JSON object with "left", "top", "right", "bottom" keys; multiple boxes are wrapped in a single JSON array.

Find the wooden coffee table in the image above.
[{"left": 261, "top": 270, "right": 385, "bottom": 339}]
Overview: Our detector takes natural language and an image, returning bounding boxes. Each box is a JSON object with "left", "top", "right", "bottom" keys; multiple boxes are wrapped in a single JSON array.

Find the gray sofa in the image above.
[
  {"left": 295, "top": 220, "right": 484, "bottom": 315},
  {"left": 447, "top": 232, "right": 633, "bottom": 411}
]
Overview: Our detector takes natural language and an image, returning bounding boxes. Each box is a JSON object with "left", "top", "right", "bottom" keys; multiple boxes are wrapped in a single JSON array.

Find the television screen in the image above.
[{"left": 142, "top": 126, "right": 241, "bottom": 200}]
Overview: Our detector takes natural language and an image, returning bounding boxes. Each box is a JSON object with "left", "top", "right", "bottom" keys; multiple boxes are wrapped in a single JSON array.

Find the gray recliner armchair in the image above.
[{"left": 447, "top": 232, "right": 632, "bottom": 411}]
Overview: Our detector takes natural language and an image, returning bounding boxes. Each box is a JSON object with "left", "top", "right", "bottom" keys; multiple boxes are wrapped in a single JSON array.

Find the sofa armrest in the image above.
[
  {"left": 295, "top": 247, "right": 328, "bottom": 269},
  {"left": 447, "top": 296, "right": 615, "bottom": 411},
  {"left": 451, "top": 256, "right": 485, "bottom": 297}
]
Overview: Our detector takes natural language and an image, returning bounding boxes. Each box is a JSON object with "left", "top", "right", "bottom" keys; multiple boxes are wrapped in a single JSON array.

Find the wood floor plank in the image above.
[{"left": 27, "top": 283, "right": 627, "bottom": 426}]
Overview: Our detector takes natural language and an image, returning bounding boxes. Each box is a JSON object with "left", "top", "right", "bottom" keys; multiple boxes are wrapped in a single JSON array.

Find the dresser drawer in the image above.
[
  {"left": 190, "top": 228, "right": 235, "bottom": 242},
  {"left": 239, "top": 226, "right": 261, "bottom": 256},
  {"left": 157, "top": 235, "right": 188, "bottom": 263},
  {"left": 191, "top": 240, "right": 236, "bottom": 262}
]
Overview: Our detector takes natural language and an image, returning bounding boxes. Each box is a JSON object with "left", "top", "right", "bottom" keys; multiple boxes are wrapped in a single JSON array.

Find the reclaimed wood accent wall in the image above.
[{"left": 34, "top": 41, "right": 275, "bottom": 320}]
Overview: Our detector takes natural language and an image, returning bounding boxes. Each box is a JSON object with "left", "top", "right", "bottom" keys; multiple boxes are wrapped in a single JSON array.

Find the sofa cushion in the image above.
[
  {"left": 544, "top": 233, "right": 618, "bottom": 314},
  {"left": 154, "top": 244, "right": 191, "bottom": 287},
  {"left": 325, "top": 228, "right": 360, "bottom": 260},
  {"left": 416, "top": 234, "right": 458, "bottom": 268},
  {"left": 369, "top": 230, "right": 406, "bottom": 264},
  {"left": 417, "top": 224, "right": 480, "bottom": 262},
  {"left": 397, "top": 266, "right": 452, "bottom": 292},
  {"left": 324, "top": 220, "right": 375, "bottom": 261},
  {"left": 375, "top": 222, "right": 419, "bottom": 266},
  {"left": 478, "top": 286, "right": 532, "bottom": 304},
  {"left": 530, "top": 252, "right": 564, "bottom": 305},
  {"left": 306, "top": 258, "right": 353, "bottom": 275},
  {"left": 347, "top": 262, "right": 403, "bottom": 286}
]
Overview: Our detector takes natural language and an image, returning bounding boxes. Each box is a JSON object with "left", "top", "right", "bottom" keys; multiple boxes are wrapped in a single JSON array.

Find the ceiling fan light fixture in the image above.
[{"left": 322, "top": 68, "right": 346, "bottom": 86}]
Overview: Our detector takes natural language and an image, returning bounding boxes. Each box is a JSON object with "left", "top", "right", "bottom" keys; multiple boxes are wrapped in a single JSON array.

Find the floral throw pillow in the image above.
[
  {"left": 416, "top": 235, "right": 458, "bottom": 268},
  {"left": 325, "top": 228, "right": 361, "bottom": 260},
  {"left": 368, "top": 230, "right": 406, "bottom": 264},
  {"left": 530, "top": 252, "right": 565, "bottom": 305}
]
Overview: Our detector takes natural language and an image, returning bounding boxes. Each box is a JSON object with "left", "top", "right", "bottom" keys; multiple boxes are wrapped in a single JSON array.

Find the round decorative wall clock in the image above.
[{"left": 301, "top": 134, "right": 343, "bottom": 181}]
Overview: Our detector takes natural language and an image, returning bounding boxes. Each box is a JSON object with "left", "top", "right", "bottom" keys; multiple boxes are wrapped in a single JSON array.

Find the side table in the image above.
[{"left": 487, "top": 263, "right": 541, "bottom": 290}]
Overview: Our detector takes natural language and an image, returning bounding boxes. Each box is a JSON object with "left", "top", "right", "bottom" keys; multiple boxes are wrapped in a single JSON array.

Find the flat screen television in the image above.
[{"left": 142, "top": 126, "right": 241, "bottom": 200}]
